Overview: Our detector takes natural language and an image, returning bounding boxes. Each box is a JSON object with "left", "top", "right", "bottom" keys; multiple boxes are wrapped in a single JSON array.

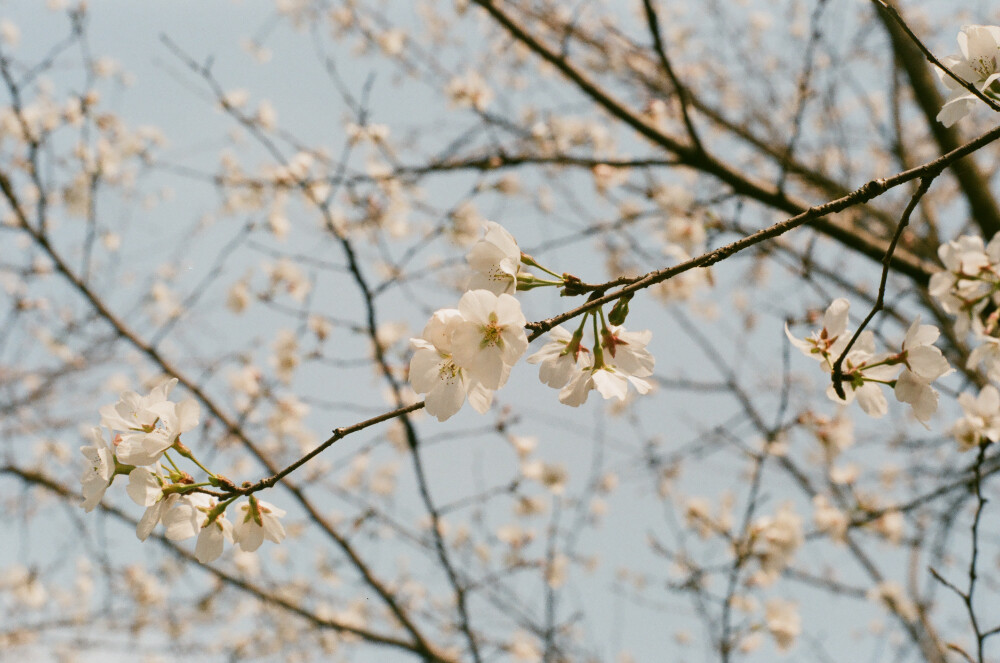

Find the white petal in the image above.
[
  {"left": 855, "top": 383, "right": 888, "bottom": 418},
  {"left": 592, "top": 369, "right": 628, "bottom": 401},
  {"left": 175, "top": 399, "right": 201, "bottom": 433},
  {"left": 424, "top": 374, "right": 467, "bottom": 421},
  {"left": 457, "top": 289, "right": 497, "bottom": 324},
  {"left": 823, "top": 299, "right": 850, "bottom": 337},
  {"left": 127, "top": 468, "right": 162, "bottom": 507},
  {"left": 136, "top": 501, "right": 165, "bottom": 541},
  {"left": 195, "top": 525, "right": 225, "bottom": 563}
]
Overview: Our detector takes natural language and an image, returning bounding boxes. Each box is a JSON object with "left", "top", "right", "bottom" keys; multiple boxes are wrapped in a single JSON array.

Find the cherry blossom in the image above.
[
  {"left": 409, "top": 308, "right": 495, "bottom": 421},
  {"left": 936, "top": 25, "right": 1000, "bottom": 127},
  {"left": 822, "top": 331, "right": 895, "bottom": 418},
  {"left": 789, "top": 301, "right": 949, "bottom": 422},
  {"left": 99, "top": 378, "right": 177, "bottom": 433},
  {"left": 966, "top": 335, "right": 1000, "bottom": 381},
  {"left": 196, "top": 511, "right": 234, "bottom": 563},
  {"left": 80, "top": 427, "right": 115, "bottom": 512},
  {"left": 600, "top": 324, "right": 655, "bottom": 378},
  {"left": 114, "top": 397, "right": 201, "bottom": 467},
  {"left": 785, "top": 298, "right": 850, "bottom": 367},
  {"left": 233, "top": 498, "right": 287, "bottom": 552},
  {"left": 894, "top": 317, "right": 953, "bottom": 424},
  {"left": 450, "top": 289, "right": 528, "bottom": 390},
  {"left": 928, "top": 234, "right": 998, "bottom": 334},
  {"left": 764, "top": 599, "right": 801, "bottom": 652},
  {"left": 526, "top": 325, "right": 588, "bottom": 388},
  {"left": 126, "top": 467, "right": 178, "bottom": 541},
  {"left": 557, "top": 361, "right": 598, "bottom": 407},
  {"left": 161, "top": 493, "right": 213, "bottom": 541},
  {"left": 952, "top": 384, "right": 1000, "bottom": 450},
  {"left": 466, "top": 222, "right": 521, "bottom": 295}
]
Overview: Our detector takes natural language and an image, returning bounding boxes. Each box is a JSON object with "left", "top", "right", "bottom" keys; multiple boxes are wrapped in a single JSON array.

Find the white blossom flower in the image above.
[
  {"left": 591, "top": 363, "right": 653, "bottom": 401},
  {"left": 114, "top": 397, "right": 200, "bottom": 467},
  {"left": 80, "top": 427, "right": 115, "bottom": 512},
  {"left": 233, "top": 499, "right": 287, "bottom": 552},
  {"left": 600, "top": 324, "right": 654, "bottom": 378},
  {"left": 823, "top": 331, "right": 895, "bottom": 418},
  {"left": 893, "top": 369, "right": 939, "bottom": 425},
  {"left": 409, "top": 309, "right": 495, "bottom": 421},
  {"left": 967, "top": 335, "right": 1000, "bottom": 381},
  {"left": 447, "top": 70, "right": 493, "bottom": 111},
  {"left": 953, "top": 384, "right": 1000, "bottom": 450},
  {"left": 451, "top": 290, "right": 528, "bottom": 390},
  {"left": 936, "top": 25, "right": 1000, "bottom": 127},
  {"left": 99, "top": 378, "right": 177, "bottom": 433},
  {"left": 126, "top": 467, "right": 178, "bottom": 541},
  {"left": 196, "top": 511, "right": 234, "bottom": 563},
  {"left": 785, "top": 298, "right": 850, "bottom": 366},
  {"left": 558, "top": 361, "right": 597, "bottom": 406},
  {"left": 929, "top": 234, "right": 1000, "bottom": 335},
  {"left": 898, "top": 317, "right": 951, "bottom": 381},
  {"left": 126, "top": 467, "right": 162, "bottom": 507},
  {"left": 893, "top": 317, "right": 952, "bottom": 424},
  {"left": 526, "top": 325, "right": 588, "bottom": 388},
  {"left": 161, "top": 493, "right": 213, "bottom": 541},
  {"left": 467, "top": 222, "right": 521, "bottom": 295}
]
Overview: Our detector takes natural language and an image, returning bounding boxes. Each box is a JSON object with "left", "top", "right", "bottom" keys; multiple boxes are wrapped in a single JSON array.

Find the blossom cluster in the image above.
[
  {"left": 786, "top": 299, "right": 951, "bottom": 424},
  {"left": 80, "top": 379, "right": 285, "bottom": 562},
  {"left": 408, "top": 222, "right": 656, "bottom": 420},
  {"left": 927, "top": 231, "right": 1000, "bottom": 449},
  {"left": 527, "top": 319, "right": 654, "bottom": 407}
]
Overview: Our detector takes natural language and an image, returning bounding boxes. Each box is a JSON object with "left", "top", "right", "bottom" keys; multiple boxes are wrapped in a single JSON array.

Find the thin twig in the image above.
[{"left": 830, "top": 175, "right": 935, "bottom": 398}]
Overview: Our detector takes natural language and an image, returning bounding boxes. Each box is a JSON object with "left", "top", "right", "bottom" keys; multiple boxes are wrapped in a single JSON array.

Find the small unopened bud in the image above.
[{"left": 608, "top": 293, "right": 633, "bottom": 325}]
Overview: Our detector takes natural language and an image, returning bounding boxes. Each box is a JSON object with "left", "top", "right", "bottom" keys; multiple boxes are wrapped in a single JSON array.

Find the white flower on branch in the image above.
[
  {"left": 410, "top": 309, "right": 495, "bottom": 421},
  {"left": 526, "top": 325, "right": 588, "bottom": 389},
  {"left": 80, "top": 427, "right": 115, "bottom": 512},
  {"left": 162, "top": 493, "right": 213, "bottom": 541},
  {"left": 196, "top": 511, "right": 234, "bottom": 563},
  {"left": 126, "top": 467, "right": 178, "bottom": 541},
  {"left": 936, "top": 25, "right": 1000, "bottom": 127},
  {"left": 234, "top": 498, "right": 287, "bottom": 552},
  {"left": 785, "top": 298, "right": 850, "bottom": 366},
  {"left": 952, "top": 384, "right": 1000, "bottom": 451},
  {"left": 789, "top": 300, "right": 949, "bottom": 422},
  {"left": 451, "top": 290, "right": 528, "bottom": 390},
  {"left": 114, "top": 397, "right": 201, "bottom": 467},
  {"left": 749, "top": 503, "right": 803, "bottom": 586},
  {"left": 764, "top": 598, "right": 801, "bottom": 652},
  {"left": 893, "top": 317, "right": 953, "bottom": 424},
  {"left": 99, "top": 378, "right": 177, "bottom": 435},
  {"left": 929, "top": 234, "right": 999, "bottom": 335},
  {"left": 466, "top": 221, "right": 521, "bottom": 295},
  {"left": 447, "top": 70, "right": 493, "bottom": 111}
]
